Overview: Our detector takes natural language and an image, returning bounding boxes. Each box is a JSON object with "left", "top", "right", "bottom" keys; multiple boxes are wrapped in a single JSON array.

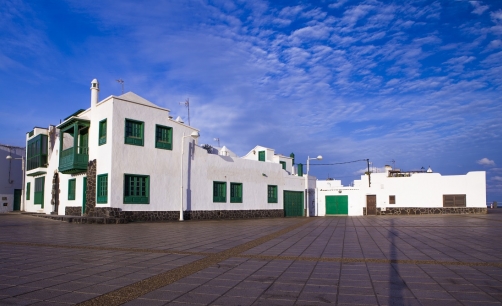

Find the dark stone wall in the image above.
[
  {"left": 65, "top": 206, "right": 82, "bottom": 216},
  {"left": 185, "top": 209, "right": 284, "bottom": 220},
  {"left": 85, "top": 207, "right": 283, "bottom": 222},
  {"left": 377, "top": 207, "right": 487, "bottom": 215},
  {"left": 84, "top": 159, "right": 97, "bottom": 216}
]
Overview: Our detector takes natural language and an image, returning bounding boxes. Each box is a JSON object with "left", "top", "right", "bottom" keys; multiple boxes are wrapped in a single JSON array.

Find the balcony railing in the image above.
[{"left": 59, "top": 146, "right": 89, "bottom": 174}]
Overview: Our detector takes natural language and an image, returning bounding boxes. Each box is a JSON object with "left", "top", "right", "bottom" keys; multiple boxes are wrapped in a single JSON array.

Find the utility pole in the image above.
[{"left": 366, "top": 159, "right": 371, "bottom": 187}]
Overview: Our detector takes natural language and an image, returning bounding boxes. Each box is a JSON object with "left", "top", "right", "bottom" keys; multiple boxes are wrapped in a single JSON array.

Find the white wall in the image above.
[
  {"left": 316, "top": 171, "right": 486, "bottom": 216},
  {"left": 0, "top": 145, "right": 25, "bottom": 213}
]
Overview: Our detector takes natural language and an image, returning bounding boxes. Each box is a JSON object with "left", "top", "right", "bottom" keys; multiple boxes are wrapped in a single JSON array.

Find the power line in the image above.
[{"left": 309, "top": 159, "right": 368, "bottom": 166}]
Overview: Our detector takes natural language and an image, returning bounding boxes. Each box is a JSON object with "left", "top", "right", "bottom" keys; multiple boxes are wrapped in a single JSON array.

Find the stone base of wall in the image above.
[
  {"left": 377, "top": 207, "right": 487, "bottom": 215},
  {"left": 81, "top": 207, "right": 284, "bottom": 222},
  {"left": 65, "top": 206, "right": 82, "bottom": 216},
  {"left": 185, "top": 209, "right": 284, "bottom": 220}
]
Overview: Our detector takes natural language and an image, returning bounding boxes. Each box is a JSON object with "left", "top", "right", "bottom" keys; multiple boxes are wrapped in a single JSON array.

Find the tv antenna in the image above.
[
  {"left": 179, "top": 98, "right": 190, "bottom": 125},
  {"left": 116, "top": 79, "right": 124, "bottom": 94},
  {"left": 214, "top": 138, "right": 220, "bottom": 147},
  {"left": 388, "top": 159, "right": 396, "bottom": 169}
]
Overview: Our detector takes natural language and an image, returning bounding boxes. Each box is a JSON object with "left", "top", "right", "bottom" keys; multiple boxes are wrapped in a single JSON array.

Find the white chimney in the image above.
[{"left": 91, "top": 79, "right": 99, "bottom": 110}]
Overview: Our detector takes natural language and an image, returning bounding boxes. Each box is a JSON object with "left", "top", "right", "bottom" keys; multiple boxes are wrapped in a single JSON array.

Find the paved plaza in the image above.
[{"left": 0, "top": 212, "right": 501, "bottom": 305}]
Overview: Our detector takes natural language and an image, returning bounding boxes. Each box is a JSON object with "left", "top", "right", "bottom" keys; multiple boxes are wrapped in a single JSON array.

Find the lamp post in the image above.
[
  {"left": 6, "top": 155, "right": 25, "bottom": 211},
  {"left": 306, "top": 155, "right": 322, "bottom": 217},
  {"left": 180, "top": 131, "right": 200, "bottom": 221}
]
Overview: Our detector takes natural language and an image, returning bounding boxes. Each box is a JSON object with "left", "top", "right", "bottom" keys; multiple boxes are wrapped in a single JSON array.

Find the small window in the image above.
[
  {"left": 280, "top": 161, "right": 286, "bottom": 170},
  {"left": 389, "top": 195, "right": 395, "bottom": 204},
  {"left": 230, "top": 183, "right": 243, "bottom": 203},
  {"left": 97, "top": 174, "right": 108, "bottom": 204},
  {"left": 155, "top": 125, "right": 173, "bottom": 150},
  {"left": 258, "top": 151, "right": 265, "bottom": 161},
  {"left": 297, "top": 163, "right": 303, "bottom": 176},
  {"left": 99, "top": 119, "right": 107, "bottom": 145},
  {"left": 124, "top": 119, "right": 144, "bottom": 146},
  {"left": 268, "top": 185, "right": 278, "bottom": 203},
  {"left": 213, "top": 181, "right": 226, "bottom": 202},
  {"left": 124, "top": 174, "right": 149, "bottom": 204},
  {"left": 26, "top": 182, "right": 31, "bottom": 200},
  {"left": 443, "top": 194, "right": 466, "bottom": 207},
  {"left": 68, "top": 179, "right": 76, "bottom": 200}
]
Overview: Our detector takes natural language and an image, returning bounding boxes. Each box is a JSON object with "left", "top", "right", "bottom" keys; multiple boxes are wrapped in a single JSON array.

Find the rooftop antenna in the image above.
[
  {"left": 214, "top": 138, "right": 220, "bottom": 147},
  {"left": 388, "top": 159, "right": 395, "bottom": 169},
  {"left": 116, "top": 79, "right": 124, "bottom": 94},
  {"left": 179, "top": 98, "right": 190, "bottom": 125}
]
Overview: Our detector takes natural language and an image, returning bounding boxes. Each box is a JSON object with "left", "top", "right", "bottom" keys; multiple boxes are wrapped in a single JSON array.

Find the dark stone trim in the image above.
[
  {"left": 65, "top": 206, "right": 82, "bottom": 216},
  {"left": 83, "top": 207, "right": 284, "bottom": 222},
  {"left": 84, "top": 159, "right": 97, "bottom": 216},
  {"left": 377, "top": 207, "right": 487, "bottom": 215}
]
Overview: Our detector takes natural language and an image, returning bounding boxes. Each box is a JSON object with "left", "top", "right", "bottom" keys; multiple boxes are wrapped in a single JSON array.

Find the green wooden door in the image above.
[
  {"left": 258, "top": 151, "right": 265, "bottom": 161},
  {"left": 284, "top": 191, "right": 304, "bottom": 217},
  {"left": 326, "top": 195, "right": 348, "bottom": 215},
  {"left": 82, "top": 177, "right": 87, "bottom": 215},
  {"left": 34, "top": 177, "right": 45, "bottom": 208},
  {"left": 13, "top": 189, "right": 21, "bottom": 211}
]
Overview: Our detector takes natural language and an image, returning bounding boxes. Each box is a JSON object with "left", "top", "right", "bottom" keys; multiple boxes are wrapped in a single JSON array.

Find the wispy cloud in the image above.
[{"left": 477, "top": 158, "right": 496, "bottom": 166}]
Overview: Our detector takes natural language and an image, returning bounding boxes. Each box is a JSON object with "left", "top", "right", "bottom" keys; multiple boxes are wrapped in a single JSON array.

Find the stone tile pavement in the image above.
[{"left": 0, "top": 211, "right": 501, "bottom": 305}]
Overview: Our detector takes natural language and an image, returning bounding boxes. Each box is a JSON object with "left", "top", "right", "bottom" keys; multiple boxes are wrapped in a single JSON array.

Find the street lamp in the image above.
[
  {"left": 306, "top": 155, "right": 322, "bottom": 217},
  {"left": 180, "top": 131, "right": 200, "bottom": 221},
  {"left": 6, "top": 155, "right": 25, "bottom": 211}
]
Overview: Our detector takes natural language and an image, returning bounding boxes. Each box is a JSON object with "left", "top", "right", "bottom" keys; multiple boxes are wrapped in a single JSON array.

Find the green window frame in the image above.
[
  {"left": 258, "top": 150, "right": 265, "bottom": 161},
  {"left": 280, "top": 161, "right": 286, "bottom": 170},
  {"left": 213, "top": 181, "right": 226, "bottom": 203},
  {"left": 34, "top": 177, "right": 45, "bottom": 207},
  {"left": 97, "top": 174, "right": 108, "bottom": 204},
  {"left": 268, "top": 185, "right": 278, "bottom": 203},
  {"left": 230, "top": 183, "right": 243, "bottom": 203},
  {"left": 68, "top": 179, "right": 76, "bottom": 200},
  {"left": 155, "top": 125, "right": 173, "bottom": 150},
  {"left": 26, "top": 182, "right": 31, "bottom": 200},
  {"left": 124, "top": 174, "right": 149, "bottom": 204},
  {"left": 99, "top": 119, "right": 107, "bottom": 145},
  {"left": 124, "top": 119, "right": 144, "bottom": 146},
  {"left": 26, "top": 134, "right": 48, "bottom": 170}
]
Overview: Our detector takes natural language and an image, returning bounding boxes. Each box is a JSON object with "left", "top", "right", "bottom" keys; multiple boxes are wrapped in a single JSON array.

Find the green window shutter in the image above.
[
  {"left": 26, "top": 182, "right": 31, "bottom": 200},
  {"left": 155, "top": 125, "right": 173, "bottom": 150},
  {"left": 124, "top": 119, "right": 144, "bottom": 146},
  {"left": 298, "top": 163, "right": 303, "bottom": 176},
  {"left": 68, "top": 179, "right": 76, "bottom": 200},
  {"left": 99, "top": 119, "right": 107, "bottom": 145},
  {"left": 34, "top": 177, "right": 45, "bottom": 207},
  {"left": 213, "top": 181, "right": 227, "bottom": 202},
  {"left": 280, "top": 161, "right": 286, "bottom": 169},
  {"left": 230, "top": 183, "right": 242, "bottom": 203},
  {"left": 258, "top": 151, "right": 265, "bottom": 162},
  {"left": 97, "top": 174, "right": 108, "bottom": 203},
  {"left": 124, "top": 174, "right": 149, "bottom": 204},
  {"left": 268, "top": 185, "right": 278, "bottom": 203},
  {"left": 26, "top": 134, "right": 48, "bottom": 170}
]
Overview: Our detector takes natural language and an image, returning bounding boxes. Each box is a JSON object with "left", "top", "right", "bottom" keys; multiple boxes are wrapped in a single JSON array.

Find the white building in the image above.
[
  {"left": 316, "top": 166, "right": 486, "bottom": 216},
  {"left": 0, "top": 144, "right": 25, "bottom": 213},
  {"left": 23, "top": 79, "right": 309, "bottom": 221}
]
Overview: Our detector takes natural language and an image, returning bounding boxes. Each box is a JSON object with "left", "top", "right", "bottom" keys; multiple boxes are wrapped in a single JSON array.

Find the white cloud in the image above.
[
  {"left": 470, "top": 1, "right": 489, "bottom": 15},
  {"left": 492, "top": 176, "right": 502, "bottom": 182},
  {"left": 477, "top": 158, "right": 496, "bottom": 166}
]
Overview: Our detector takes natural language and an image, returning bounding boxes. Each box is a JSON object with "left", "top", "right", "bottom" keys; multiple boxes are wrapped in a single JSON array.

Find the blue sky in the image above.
[{"left": 1, "top": 0, "right": 501, "bottom": 202}]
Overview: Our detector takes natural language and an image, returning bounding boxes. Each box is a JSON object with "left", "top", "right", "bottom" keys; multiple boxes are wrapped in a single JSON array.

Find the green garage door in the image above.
[
  {"left": 326, "top": 195, "right": 348, "bottom": 215},
  {"left": 284, "top": 191, "right": 304, "bottom": 217}
]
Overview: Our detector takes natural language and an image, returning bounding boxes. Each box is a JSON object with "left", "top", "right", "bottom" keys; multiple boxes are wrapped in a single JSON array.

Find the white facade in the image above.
[
  {"left": 0, "top": 144, "right": 25, "bottom": 213},
  {"left": 316, "top": 168, "right": 486, "bottom": 216},
  {"left": 23, "top": 80, "right": 308, "bottom": 218}
]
